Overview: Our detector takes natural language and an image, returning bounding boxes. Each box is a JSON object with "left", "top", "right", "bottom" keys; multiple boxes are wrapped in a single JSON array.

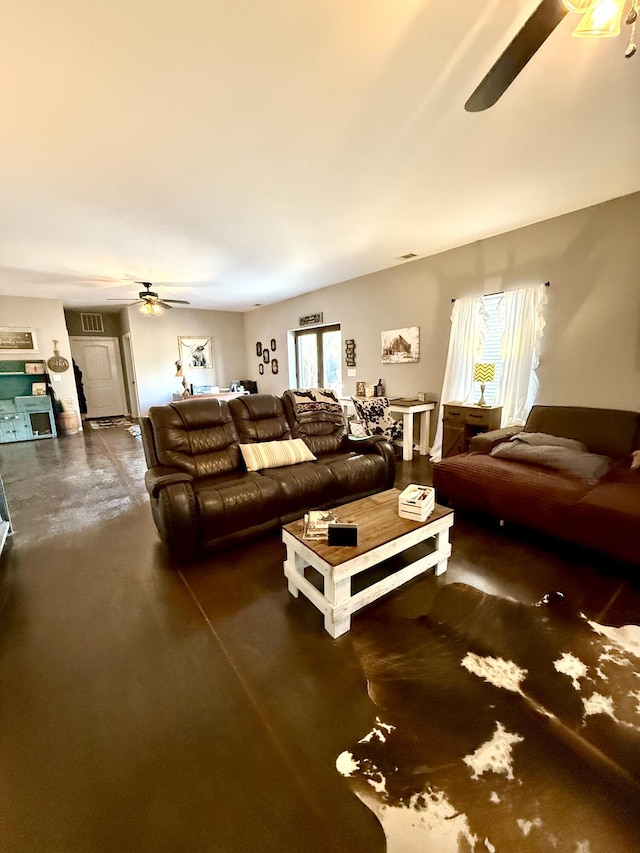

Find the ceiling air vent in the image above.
[
  {"left": 81, "top": 313, "right": 104, "bottom": 333},
  {"left": 395, "top": 253, "right": 418, "bottom": 261}
]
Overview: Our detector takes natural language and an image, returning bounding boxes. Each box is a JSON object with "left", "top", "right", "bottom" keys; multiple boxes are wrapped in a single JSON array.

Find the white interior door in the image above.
[{"left": 70, "top": 337, "right": 127, "bottom": 418}]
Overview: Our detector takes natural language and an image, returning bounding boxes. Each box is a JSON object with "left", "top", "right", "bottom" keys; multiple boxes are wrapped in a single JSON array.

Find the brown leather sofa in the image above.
[
  {"left": 433, "top": 405, "right": 640, "bottom": 565},
  {"left": 141, "top": 393, "right": 395, "bottom": 561}
]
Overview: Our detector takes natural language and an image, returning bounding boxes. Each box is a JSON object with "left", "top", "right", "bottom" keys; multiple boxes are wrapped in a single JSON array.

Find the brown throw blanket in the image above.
[
  {"left": 491, "top": 433, "right": 610, "bottom": 483},
  {"left": 286, "top": 388, "right": 345, "bottom": 426}
]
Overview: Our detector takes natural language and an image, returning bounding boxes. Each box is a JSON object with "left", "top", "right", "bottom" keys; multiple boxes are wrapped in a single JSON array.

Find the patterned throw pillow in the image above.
[
  {"left": 239, "top": 438, "right": 316, "bottom": 471},
  {"left": 351, "top": 397, "right": 403, "bottom": 441}
]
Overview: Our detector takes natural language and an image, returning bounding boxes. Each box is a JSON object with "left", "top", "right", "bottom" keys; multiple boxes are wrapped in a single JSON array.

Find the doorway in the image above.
[
  {"left": 121, "top": 333, "right": 140, "bottom": 419},
  {"left": 69, "top": 337, "right": 127, "bottom": 419}
]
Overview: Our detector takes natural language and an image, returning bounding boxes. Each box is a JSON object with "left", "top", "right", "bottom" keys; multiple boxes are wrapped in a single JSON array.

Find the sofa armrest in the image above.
[
  {"left": 341, "top": 434, "right": 396, "bottom": 482},
  {"left": 145, "top": 466, "right": 194, "bottom": 499},
  {"left": 470, "top": 426, "right": 523, "bottom": 454}
]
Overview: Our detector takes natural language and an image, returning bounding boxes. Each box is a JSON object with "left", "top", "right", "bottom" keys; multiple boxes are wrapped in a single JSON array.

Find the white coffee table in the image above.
[{"left": 282, "top": 489, "right": 454, "bottom": 638}]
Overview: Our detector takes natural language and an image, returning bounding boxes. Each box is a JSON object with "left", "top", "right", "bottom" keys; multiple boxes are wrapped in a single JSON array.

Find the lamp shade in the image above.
[
  {"left": 140, "top": 300, "right": 163, "bottom": 315},
  {"left": 563, "top": 0, "right": 599, "bottom": 11},
  {"left": 473, "top": 363, "right": 495, "bottom": 383},
  {"left": 571, "top": 0, "right": 625, "bottom": 37}
]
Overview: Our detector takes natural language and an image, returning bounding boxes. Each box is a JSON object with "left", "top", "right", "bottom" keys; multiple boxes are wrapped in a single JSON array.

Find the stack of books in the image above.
[{"left": 303, "top": 510, "right": 339, "bottom": 540}]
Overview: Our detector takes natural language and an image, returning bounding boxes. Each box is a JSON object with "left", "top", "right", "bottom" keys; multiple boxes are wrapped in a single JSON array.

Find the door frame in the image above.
[{"left": 121, "top": 332, "right": 140, "bottom": 419}]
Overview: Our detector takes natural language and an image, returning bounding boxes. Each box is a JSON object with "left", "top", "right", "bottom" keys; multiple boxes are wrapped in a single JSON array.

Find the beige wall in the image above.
[
  {"left": 125, "top": 305, "right": 248, "bottom": 415},
  {"left": 0, "top": 295, "right": 80, "bottom": 413},
  {"left": 244, "top": 192, "right": 640, "bottom": 416}
]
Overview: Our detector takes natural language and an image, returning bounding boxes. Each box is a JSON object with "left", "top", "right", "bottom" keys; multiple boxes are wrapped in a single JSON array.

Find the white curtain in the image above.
[
  {"left": 430, "top": 284, "right": 547, "bottom": 461},
  {"left": 496, "top": 284, "right": 547, "bottom": 426},
  {"left": 430, "top": 296, "right": 486, "bottom": 461}
]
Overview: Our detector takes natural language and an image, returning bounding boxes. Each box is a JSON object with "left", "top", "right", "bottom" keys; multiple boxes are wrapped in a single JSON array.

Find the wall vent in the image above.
[
  {"left": 395, "top": 252, "right": 418, "bottom": 261},
  {"left": 81, "top": 313, "right": 104, "bottom": 333}
]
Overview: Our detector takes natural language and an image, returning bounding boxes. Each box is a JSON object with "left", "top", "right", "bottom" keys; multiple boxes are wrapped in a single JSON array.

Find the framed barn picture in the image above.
[{"left": 381, "top": 326, "right": 419, "bottom": 364}]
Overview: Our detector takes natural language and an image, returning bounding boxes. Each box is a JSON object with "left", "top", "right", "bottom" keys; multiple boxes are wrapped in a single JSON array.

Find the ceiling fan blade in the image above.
[
  {"left": 106, "top": 298, "right": 141, "bottom": 304},
  {"left": 157, "top": 301, "right": 174, "bottom": 309},
  {"left": 465, "top": 0, "right": 568, "bottom": 113},
  {"left": 162, "top": 299, "right": 191, "bottom": 304}
]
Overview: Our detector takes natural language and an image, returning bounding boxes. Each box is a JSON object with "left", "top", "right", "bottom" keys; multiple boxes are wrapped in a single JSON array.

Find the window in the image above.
[
  {"left": 430, "top": 284, "right": 547, "bottom": 461},
  {"left": 294, "top": 324, "right": 341, "bottom": 392}
]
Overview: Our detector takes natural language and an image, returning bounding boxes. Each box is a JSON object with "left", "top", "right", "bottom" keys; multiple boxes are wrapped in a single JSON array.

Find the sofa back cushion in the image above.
[
  {"left": 147, "top": 398, "right": 241, "bottom": 478},
  {"left": 281, "top": 388, "right": 345, "bottom": 456},
  {"left": 525, "top": 405, "right": 640, "bottom": 460},
  {"left": 229, "top": 394, "right": 292, "bottom": 443}
]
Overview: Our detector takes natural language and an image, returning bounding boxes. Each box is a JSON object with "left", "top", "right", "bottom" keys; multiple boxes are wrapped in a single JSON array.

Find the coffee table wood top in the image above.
[{"left": 283, "top": 488, "right": 453, "bottom": 568}]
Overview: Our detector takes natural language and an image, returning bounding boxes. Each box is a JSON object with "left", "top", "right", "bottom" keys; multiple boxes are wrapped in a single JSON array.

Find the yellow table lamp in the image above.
[{"left": 473, "top": 362, "right": 495, "bottom": 407}]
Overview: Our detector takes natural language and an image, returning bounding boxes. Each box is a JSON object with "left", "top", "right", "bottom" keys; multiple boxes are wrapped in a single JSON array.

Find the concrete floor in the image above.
[{"left": 0, "top": 425, "right": 639, "bottom": 852}]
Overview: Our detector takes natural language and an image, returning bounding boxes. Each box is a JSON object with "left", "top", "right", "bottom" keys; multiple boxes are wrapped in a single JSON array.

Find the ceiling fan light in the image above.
[
  {"left": 563, "top": 0, "right": 599, "bottom": 11},
  {"left": 571, "top": 0, "right": 625, "bottom": 37},
  {"left": 139, "top": 300, "right": 163, "bottom": 316}
]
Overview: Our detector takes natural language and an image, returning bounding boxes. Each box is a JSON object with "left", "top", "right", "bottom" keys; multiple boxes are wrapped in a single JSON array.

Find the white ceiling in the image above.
[{"left": 1, "top": 0, "right": 638, "bottom": 313}]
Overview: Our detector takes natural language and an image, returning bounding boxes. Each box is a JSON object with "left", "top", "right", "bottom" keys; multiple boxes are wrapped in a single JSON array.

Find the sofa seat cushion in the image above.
[
  {"left": 316, "top": 451, "right": 390, "bottom": 497},
  {"left": 195, "top": 471, "right": 283, "bottom": 536},
  {"left": 572, "top": 483, "right": 640, "bottom": 564},
  {"left": 434, "top": 453, "right": 592, "bottom": 538},
  {"left": 259, "top": 461, "right": 336, "bottom": 515}
]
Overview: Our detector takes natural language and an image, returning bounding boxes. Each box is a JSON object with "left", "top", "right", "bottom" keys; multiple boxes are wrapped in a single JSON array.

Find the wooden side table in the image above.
[{"left": 442, "top": 403, "right": 502, "bottom": 457}]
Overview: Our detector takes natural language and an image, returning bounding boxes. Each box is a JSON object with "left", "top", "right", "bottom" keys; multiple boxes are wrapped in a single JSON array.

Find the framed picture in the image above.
[
  {"left": 381, "top": 326, "right": 420, "bottom": 364},
  {"left": 271, "top": 358, "right": 279, "bottom": 374},
  {"left": 256, "top": 342, "right": 262, "bottom": 357},
  {"left": 259, "top": 363, "right": 265, "bottom": 375},
  {"left": 356, "top": 381, "right": 366, "bottom": 397},
  {"left": 0, "top": 327, "right": 39, "bottom": 353},
  {"left": 178, "top": 336, "right": 213, "bottom": 369},
  {"left": 270, "top": 338, "right": 277, "bottom": 352},
  {"left": 263, "top": 350, "right": 270, "bottom": 364},
  {"left": 31, "top": 382, "right": 47, "bottom": 396},
  {"left": 25, "top": 361, "right": 45, "bottom": 375}
]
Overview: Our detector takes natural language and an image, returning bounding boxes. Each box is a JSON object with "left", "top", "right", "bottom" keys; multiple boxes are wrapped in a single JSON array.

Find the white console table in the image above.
[{"left": 340, "top": 397, "right": 435, "bottom": 462}]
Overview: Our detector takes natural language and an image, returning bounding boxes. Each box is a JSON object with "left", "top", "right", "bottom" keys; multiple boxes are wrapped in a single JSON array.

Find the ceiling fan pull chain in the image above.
[{"left": 624, "top": 0, "right": 637, "bottom": 56}]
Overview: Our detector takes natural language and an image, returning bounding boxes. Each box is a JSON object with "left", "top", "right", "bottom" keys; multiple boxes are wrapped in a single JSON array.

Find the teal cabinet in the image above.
[
  {"left": 0, "top": 361, "right": 57, "bottom": 443},
  {"left": 0, "top": 412, "right": 30, "bottom": 443}
]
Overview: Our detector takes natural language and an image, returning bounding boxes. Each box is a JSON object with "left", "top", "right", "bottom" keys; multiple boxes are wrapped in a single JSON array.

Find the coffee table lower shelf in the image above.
[{"left": 282, "top": 498, "right": 453, "bottom": 638}]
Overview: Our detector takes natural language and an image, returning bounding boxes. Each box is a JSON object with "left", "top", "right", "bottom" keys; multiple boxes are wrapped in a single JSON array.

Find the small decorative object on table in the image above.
[
  {"left": 398, "top": 484, "right": 435, "bottom": 521},
  {"left": 327, "top": 522, "right": 358, "bottom": 546},
  {"left": 303, "top": 509, "right": 339, "bottom": 540}
]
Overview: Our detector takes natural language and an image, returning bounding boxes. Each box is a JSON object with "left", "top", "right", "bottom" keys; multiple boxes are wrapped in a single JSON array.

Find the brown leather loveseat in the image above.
[
  {"left": 433, "top": 405, "right": 640, "bottom": 565},
  {"left": 141, "top": 392, "right": 395, "bottom": 561}
]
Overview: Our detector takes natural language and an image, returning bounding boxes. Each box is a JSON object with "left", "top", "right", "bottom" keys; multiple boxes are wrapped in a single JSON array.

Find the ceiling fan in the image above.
[
  {"left": 107, "top": 282, "right": 191, "bottom": 314},
  {"left": 466, "top": 0, "right": 638, "bottom": 112}
]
